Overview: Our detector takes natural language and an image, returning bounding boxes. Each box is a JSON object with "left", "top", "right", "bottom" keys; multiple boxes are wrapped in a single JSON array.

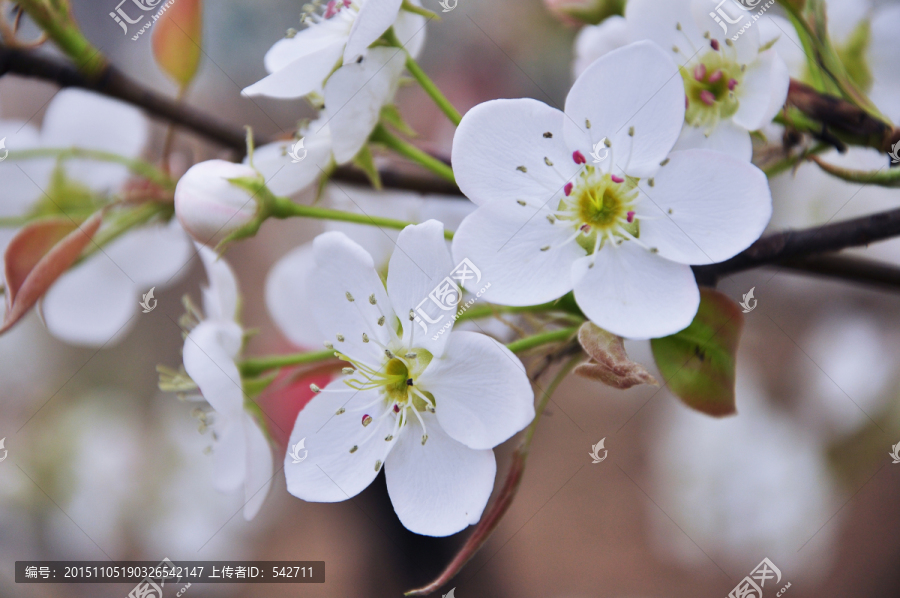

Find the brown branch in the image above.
[
  {"left": 694, "top": 207, "right": 900, "bottom": 282},
  {"left": 776, "top": 254, "right": 900, "bottom": 290},
  {"left": 0, "top": 45, "right": 465, "bottom": 195}
]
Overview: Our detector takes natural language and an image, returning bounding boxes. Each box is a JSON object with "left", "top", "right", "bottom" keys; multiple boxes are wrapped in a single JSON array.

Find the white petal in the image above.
[
  {"left": 452, "top": 98, "right": 576, "bottom": 207},
  {"left": 673, "top": 119, "right": 752, "bottom": 161},
  {"left": 387, "top": 221, "right": 456, "bottom": 357},
  {"left": 42, "top": 256, "right": 136, "bottom": 347},
  {"left": 451, "top": 197, "right": 584, "bottom": 306},
  {"left": 263, "top": 19, "right": 351, "bottom": 73},
  {"left": 103, "top": 220, "right": 192, "bottom": 288},
  {"left": 627, "top": 0, "right": 701, "bottom": 56},
  {"left": 394, "top": 2, "right": 427, "bottom": 58},
  {"left": 284, "top": 383, "right": 394, "bottom": 502},
  {"left": 732, "top": 49, "right": 790, "bottom": 131},
  {"left": 41, "top": 89, "right": 148, "bottom": 191},
  {"left": 572, "top": 242, "right": 700, "bottom": 340},
  {"left": 325, "top": 47, "right": 406, "bottom": 164},
  {"left": 572, "top": 16, "right": 630, "bottom": 79},
  {"left": 758, "top": 15, "right": 806, "bottom": 79},
  {"left": 242, "top": 41, "right": 344, "bottom": 98},
  {"left": 182, "top": 321, "right": 245, "bottom": 415},
  {"left": 266, "top": 243, "right": 321, "bottom": 348},
  {"left": 564, "top": 41, "right": 685, "bottom": 179},
  {"left": 248, "top": 121, "right": 333, "bottom": 197},
  {"left": 197, "top": 245, "right": 240, "bottom": 323},
  {"left": 242, "top": 413, "right": 273, "bottom": 520},
  {"left": 638, "top": 149, "right": 772, "bottom": 265},
  {"left": 420, "top": 331, "right": 534, "bottom": 450},
  {"left": 385, "top": 414, "right": 496, "bottom": 536},
  {"left": 211, "top": 413, "right": 247, "bottom": 494},
  {"left": 688, "top": 0, "right": 759, "bottom": 62},
  {"left": 343, "top": 0, "right": 403, "bottom": 62},
  {"left": 310, "top": 231, "right": 395, "bottom": 363}
]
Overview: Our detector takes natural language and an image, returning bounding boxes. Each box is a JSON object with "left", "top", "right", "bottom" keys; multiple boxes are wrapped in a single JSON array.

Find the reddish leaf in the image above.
[
  {"left": 152, "top": 0, "right": 203, "bottom": 87},
  {"left": 2, "top": 213, "right": 102, "bottom": 334}
]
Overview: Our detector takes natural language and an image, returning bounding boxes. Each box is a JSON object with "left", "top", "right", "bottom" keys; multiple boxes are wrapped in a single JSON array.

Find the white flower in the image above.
[
  {"left": 573, "top": 0, "right": 790, "bottom": 161},
  {"left": 181, "top": 246, "right": 273, "bottom": 520},
  {"left": 0, "top": 88, "right": 191, "bottom": 347},
  {"left": 241, "top": 0, "right": 426, "bottom": 99},
  {"left": 174, "top": 159, "right": 261, "bottom": 246},
  {"left": 246, "top": 43, "right": 409, "bottom": 182},
  {"left": 267, "top": 185, "right": 473, "bottom": 348},
  {"left": 284, "top": 221, "right": 534, "bottom": 536},
  {"left": 451, "top": 41, "right": 772, "bottom": 340}
]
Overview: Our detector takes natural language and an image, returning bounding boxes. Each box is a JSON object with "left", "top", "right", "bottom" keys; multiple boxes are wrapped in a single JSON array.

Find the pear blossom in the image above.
[
  {"left": 174, "top": 159, "right": 261, "bottom": 246},
  {"left": 573, "top": 0, "right": 790, "bottom": 160},
  {"left": 241, "top": 0, "right": 426, "bottom": 100},
  {"left": 181, "top": 246, "right": 274, "bottom": 520},
  {"left": 267, "top": 185, "right": 473, "bottom": 348},
  {"left": 284, "top": 221, "right": 534, "bottom": 536},
  {"left": 0, "top": 88, "right": 191, "bottom": 347},
  {"left": 451, "top": 41, "right": 772, "bottom": 340},
  {"left": 246, "top": 45, "right": 409, "bottom": 181}
]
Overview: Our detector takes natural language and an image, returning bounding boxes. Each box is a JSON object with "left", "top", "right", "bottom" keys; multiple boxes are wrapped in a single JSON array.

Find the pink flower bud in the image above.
[{"left": 175, "top": 160, "right": 260, "bottom": 246}]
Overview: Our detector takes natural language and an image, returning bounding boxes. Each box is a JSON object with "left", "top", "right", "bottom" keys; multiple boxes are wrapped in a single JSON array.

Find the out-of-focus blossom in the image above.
[
  {"left": 650, "top": 368, "right": 837, "bottom": 576},
  {"left": 241, "top": 0, "right": 426, "bottom": 99},
  {"left": 0, "top": 89, "right": 191, "bottom": 347},
  {"left": 181, "top": 246, "right": 273, "bottom": 520},
  {"left": 283, "top": 222, "right": 534, "bottom": 536},
  {"left": 174, "top": 160, "right": 261, "bottom": 246},
  {"left": 266, "top": 185, "right": 472, "bottom": 349},
  {"left": 451, "top": 42, "right": 772, "bottom": 339},
  {"left": 573, "top": 0, "right": 790, "bottom": 161}
]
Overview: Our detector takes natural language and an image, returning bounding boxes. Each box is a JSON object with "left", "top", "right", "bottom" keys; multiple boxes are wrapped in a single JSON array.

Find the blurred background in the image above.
[{"left": 1, "top": 0, "right": 899, "bottom": 596}]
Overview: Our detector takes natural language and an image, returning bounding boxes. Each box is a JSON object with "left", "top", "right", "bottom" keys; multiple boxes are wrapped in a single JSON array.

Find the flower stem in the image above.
[
  {"left": 403, "top": 55, "right": 462, "bottom": 126},
  {"left": 506, "top": 327, "right": 580, "bottom": 354},
  {"left": 8, "top": 147, "right": 175, "bottom": 190},
  {"left": 238, "top": 327, "right": 580, "bottom": 377},
  {"left": 268, "top": 194, "right": 454, "bottom": 240},
  {"left": 239, "top": 349, "right": 337, "bottom": 379},
  {"left": 370, "top": 124, "right": 455, "bottom": 183}
]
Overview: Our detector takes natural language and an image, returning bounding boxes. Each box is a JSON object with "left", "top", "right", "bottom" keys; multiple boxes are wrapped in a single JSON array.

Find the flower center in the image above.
[
  {"left": 298, "top": 0, "right": 357, "bottom": 26},
  {"left": 549, "top": 165, "right": 640, "bottom": 255},
  {"left": 681, "top": 47, "right": 743, "bottom": 130}
]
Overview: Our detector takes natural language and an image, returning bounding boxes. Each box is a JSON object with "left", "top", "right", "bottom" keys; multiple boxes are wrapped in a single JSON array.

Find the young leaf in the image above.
[
  {"left": 810, "top": 155, "right": 900, "bottom": 188},
  {"left": 2, "top": 213, "right": 103, "bottom": 334},
  {"left": 574, "top": 322, "right": 658, "bottom": 389},
  {"left": 650, "top": 288, "right": 744, "bottom": 417},
  {"left": 152, "top": 0, "right": 203, "bottom": 88}
]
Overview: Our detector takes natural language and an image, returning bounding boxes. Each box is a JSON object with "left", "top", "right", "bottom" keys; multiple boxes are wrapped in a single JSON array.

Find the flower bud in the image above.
[
  {"left": 543, "top": 0, "right": 625, "bottom": 25},
  {"left": 174, "top": 160, "right": 260, "bottom": 246}
]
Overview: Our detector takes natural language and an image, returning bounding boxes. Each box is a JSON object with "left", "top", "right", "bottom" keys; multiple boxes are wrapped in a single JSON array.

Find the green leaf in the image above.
[
  {"left": 352, "top": 145, "right": 382, "bottom": 190},
  {"left": 650, "top": 289, "right": 744, "bottom": 417},
  {"left": 380, "top": 104, "right": 417, "bottom": 137}
]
